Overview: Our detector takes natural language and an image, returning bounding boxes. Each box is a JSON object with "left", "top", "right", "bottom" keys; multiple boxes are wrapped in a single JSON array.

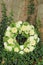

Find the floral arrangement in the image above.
[{"left": 3, "top": 21, "right": 40, "bottom": 54}]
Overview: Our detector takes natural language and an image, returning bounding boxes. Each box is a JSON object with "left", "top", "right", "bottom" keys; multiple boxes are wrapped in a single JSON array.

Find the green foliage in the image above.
[
  {"left": 27, "top": 0, "right": 35, "bottom": 22},
  {"left": 36, "top": 19, "right": 41, "bottom": 29},
  {"left": 0, "top": 0, "right": 8, "bottom": 50},
  {"left": 0, "top": 0, "right": 14, "bottom": 48},
  {"left": 28, "top": 0, "right": 35, "bottom": 15},
  {"left": 0, "top": 42, "right": 43, "bottom": 65}
]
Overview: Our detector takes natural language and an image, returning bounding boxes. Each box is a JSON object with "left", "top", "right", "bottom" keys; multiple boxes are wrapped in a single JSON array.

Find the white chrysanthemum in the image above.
[
  {"left": 20, "top": 45, "right": 24, "bottom": 50},
  {"left": 16, "top": 21, "right": 22, "bottom": 28},
  {"left": 7, "top": 26, "right": 11, "bottom": 31},
  {"left": 8, "top": 38, "right": 14, "bottom": 44},
  {"left": 11, "top": 27, "right": 17, "bottom": 33},
  {"left": 19, "top": 51, "right": 24, "bottom": 54},
  {"left": 24, "top": 48, "right": 29, "bottom": 53},
  {"left": 29, "top": 29, "right": 35, "bottom": 35},
  {"left": 5, "top": 31, "right": 11, "bottom": 37},
  {"left": 14, "top": 47, "right": 19, "bottom": 52}
]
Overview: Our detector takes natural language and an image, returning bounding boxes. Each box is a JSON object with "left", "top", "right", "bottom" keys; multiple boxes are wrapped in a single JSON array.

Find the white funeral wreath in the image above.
[{"left": 3, "top": 21, "right": 40, "bottom": 54}]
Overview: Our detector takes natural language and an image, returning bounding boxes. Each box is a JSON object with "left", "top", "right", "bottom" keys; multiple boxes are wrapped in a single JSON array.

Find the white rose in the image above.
[
  {"left": 19, "top": 51, "right": 24, "bottom": 54},
  {"left": 29, "top": 46, "right": 35, "bottom": 52},
  {"left": 20, "top": 45, "right": 24, "bottom": 50},
  {"left": 14, "top": 47, "right": 19, "bottom": 52},
  {"left": 30, "top": 29, "right": 35, "bottom": 35},
  {"left": 21, "top": 25, "right": 27, "bottom": 31},
  {"left": 29, "top": 36, "right": 34, "bottom": 42},
  {"left": 6, "top": 46, "right": 12, "bottom": 51},
  {"left": 16, "top": 21, "right": 22, "bottom": 28},
  {"left": 24, "top": 48, "right": 29, "bottom": 53},
  {"left": 26, "top": 25, "right": 31, "bottom": 32},
  {"left": 5, "top": 31, "right": 11, "bottom": 37},
  {"left": 4, "top": 42, "right": 12, "bottom": 51},
  {"left": 11, "top": 27, "right": 17, "bottom": 33},
  {"left": 30, "top": 40, "right": 36, "bottom": 46},
  {"left": 8, "top": 38, "right": 14, "bottom": 44},
  {"left": 34, "top": 34, "right": 38, "bottom": 39}
]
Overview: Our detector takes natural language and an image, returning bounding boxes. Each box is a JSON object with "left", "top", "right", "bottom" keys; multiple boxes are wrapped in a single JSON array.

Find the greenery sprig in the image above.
[
  {"left": 0, "top": 0, "right": 14, "bottom": 48},
  {"left": 28, "top": 0, "right": 35, "bottom": 15}
]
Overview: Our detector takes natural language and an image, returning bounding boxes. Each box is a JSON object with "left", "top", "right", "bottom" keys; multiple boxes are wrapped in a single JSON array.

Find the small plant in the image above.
[
  {"left": 28, "top": 0, "right": 35, "bottom": 15},
  {"left": 0, "top": 0, "right": 8, "bottom": 49},
  {"left": 27, "top": 0, "right": 35, "bottom": 22}
]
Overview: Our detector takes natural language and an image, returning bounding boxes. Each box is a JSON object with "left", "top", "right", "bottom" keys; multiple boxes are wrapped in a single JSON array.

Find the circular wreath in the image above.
[{"left": 3, "top": 21, "right": 40, "bottom": 54}]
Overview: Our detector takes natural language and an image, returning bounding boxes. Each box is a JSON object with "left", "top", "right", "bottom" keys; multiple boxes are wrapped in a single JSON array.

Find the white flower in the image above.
[
  {"left": 21, "top": 25, "right": 31, "bottom": 32},
  {"left": 37, "top": 38, "right": 40, "bottom": 43},
  {"left": 21, "top": 25, "right": 27, "bottom": 31},
  {"left": 24, "top": 48, "right": 29, "bottom": 53},
  {"left": 30, "top": 40, "right": 36, "bottom": 46},
  {"left": 18, "top": 21, "right": 22, "bottom": 24},
  {"left": 31, "top": 25, "right": 34, "bottom": 29},
  {"left": 7, "top": 26, "right": 11, "bottom": 31},
  {"left": 16, "top": 21, "right": 22, "bottom": 28},
  {"left": 20, "top": 45, "right": 24, "bottom": 50},
  {"left": 11, "top": 27, "right": 17, "bottom": 33},
  {"left": 34, "top": 34, "right": 38, "bottom": 39},
  {"left": 4, "top": 42, "right": 12, "bottom": 51},
  {"left": 29, "top": 46, "right": 35, "bottom": 52},
  {"left": 6, "top": 46, "right": 12, "bottom": 51},
  {"left": 29, "top": 36, "right": 34, "bottom": 41},
  {"left": 30, "top": 29, "right": 35, "bottom": 35},
  {"left": 26, "top": 25, "right": 31, "bottom": 31},
  {"left": 8, "top": 38, "right": 14, "bottom": 44},
  {"left": 14, "top": 47, "right": 19, "bottom": 52},
  {"left": 32, "top": 40, "right": 36, "bottom": 46},
  {"left": 5, "top": 31, "right": 11, "bottom": 37},
  {"left": 29, "top": 36, "right": 36, "bottom": 46},
  {"left": 4, "top": 42, "right": 7, "bottom": 48},
  {"left": 19, "top": 51, "right": 24, "bottom": 54}
]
